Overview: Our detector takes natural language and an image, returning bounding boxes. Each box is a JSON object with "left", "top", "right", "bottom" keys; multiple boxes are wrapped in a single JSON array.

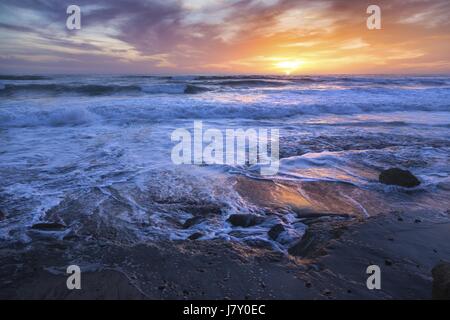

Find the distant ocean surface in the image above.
[{"left": 0, "top": 74, "right": 449, "bottom": 249}]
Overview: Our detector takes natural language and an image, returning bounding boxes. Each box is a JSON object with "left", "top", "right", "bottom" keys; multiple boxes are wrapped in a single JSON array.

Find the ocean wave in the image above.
[
  {"left": 335, "top": 76, "right": 450, "bottom": 87},
  {"left": 194, "top": 75, "right": 282, "bottom": 80},
  {"left": 0, "top": 75, "right": 50, "bottom": 80},
  {"left": 1, "top": 96, "right": 449, "bottom": 128},
  {"left": 119, "top": 75, "right": 171, "bottom": 79},
  {"left": 0, "top": 107, "right": 94, "bottom": 127},
  {"left": 191, "top": 76, "right": 450, "bottom": 88},
  {"left": 306, "top": 121, "right": 410, "bottom": 127},
  {"left": 214, "top": 80, "right": 290, "bottom": 87},
  {"left": 0, "top": 83, "right": 210, "bottom": 96},
  {"left": 184, "top": 84, "right": 210, "bottom": 94},
  {"left": 1, "top": 75, "right": 448, "bottom": 99},
  {"left": 140, "top": 83, "right": 209, "bottom": 94},
  {"left": 0, "top": 84, "right": 141, "bottom": 96}
]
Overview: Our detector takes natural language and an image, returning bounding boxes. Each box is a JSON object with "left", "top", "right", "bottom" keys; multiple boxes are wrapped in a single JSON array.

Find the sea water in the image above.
[{"left": 0, "top": 74, "right": 449, "bottom": 251}]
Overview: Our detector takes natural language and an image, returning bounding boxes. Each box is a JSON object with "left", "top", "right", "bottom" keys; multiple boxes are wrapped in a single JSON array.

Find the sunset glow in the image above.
[
  {"left": 0, "top": 0, "right": 449, "bottom": 74},
  {"left": 274, "top": 59, "right": 304, "bottom": 75}
]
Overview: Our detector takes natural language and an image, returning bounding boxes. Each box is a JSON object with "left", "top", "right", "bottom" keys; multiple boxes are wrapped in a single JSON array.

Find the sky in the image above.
[{"left": 0, "top": 0, "right": 449, "bottom": 75}]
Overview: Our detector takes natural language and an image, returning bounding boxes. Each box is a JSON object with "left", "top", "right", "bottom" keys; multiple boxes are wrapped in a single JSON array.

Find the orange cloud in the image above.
[{"left": 0, "top": 0, "right": 449, "bottom": 74}]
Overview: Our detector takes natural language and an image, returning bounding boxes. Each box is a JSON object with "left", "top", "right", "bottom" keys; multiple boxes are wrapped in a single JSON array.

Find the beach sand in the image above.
[{"left": 1, "top": 209, "right": 448, "bottom": 300}]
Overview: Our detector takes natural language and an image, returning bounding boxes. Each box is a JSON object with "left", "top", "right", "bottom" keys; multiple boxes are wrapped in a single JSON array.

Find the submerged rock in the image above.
[
  {"left": 182, "top": 216, "right": 205, "bottom": 229},
  {"left": 184, "top": 204, "right": 222, "bottom": 216},
  {"left": 0, "top": 210, "right": 5, "bottom": 221},
  {"left": 379, "top": 168, "right": 420, "bottom": 188},
  {"left": 227, "top": 214, "right": 264, "bottom": 227},
  {"left": 30, "top": 222, "right": 67, "bottom": 231},
  {"left": 432, "top": 262, "right": 450, "bottom": 299},
  {"left": 268, "top": 224, "right": 285, "bottom": 240},
  {"left": 188, "top": 232, "right": 203, "bottom": 240}
]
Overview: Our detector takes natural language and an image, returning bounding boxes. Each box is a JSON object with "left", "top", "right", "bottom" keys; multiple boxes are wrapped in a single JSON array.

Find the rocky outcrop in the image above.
[
  {"left": 432, "top": 262, "right": 450, "bottom": 299},
  {"left": 188, "top": 232, "right": 203, "bottom": 240},
  {"left": 227, "top": 214, "right": 264, "bottom": 227},
  {"left": 379, "top": 168, "right": 420, "bottom": 188}
]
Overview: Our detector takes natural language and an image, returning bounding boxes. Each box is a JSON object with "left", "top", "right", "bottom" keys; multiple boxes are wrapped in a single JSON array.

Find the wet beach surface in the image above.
[{"left": 1, "top": 75, "right": 449, "bottom": 298}]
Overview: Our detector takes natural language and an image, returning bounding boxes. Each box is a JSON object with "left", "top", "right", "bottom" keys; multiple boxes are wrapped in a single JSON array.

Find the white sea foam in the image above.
[{"left": 0, "top": 75, "right": 449, "bottom": 247}]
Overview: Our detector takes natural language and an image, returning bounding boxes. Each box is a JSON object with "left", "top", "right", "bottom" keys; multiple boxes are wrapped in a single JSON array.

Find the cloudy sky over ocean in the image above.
[{"left": 0, "top": 0, "right": 449, "bottom": 74}]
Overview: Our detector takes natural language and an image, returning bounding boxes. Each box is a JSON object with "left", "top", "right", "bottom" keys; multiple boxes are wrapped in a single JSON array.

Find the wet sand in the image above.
[{"left": 1, "top": 209, "right": 448, "bottom": 299}]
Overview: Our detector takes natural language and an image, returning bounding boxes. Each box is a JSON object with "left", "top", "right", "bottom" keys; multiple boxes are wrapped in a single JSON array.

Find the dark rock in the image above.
[
  {"left": 385, "top": 259, "right": 393, "bottom": 266},
  {"left": 227, "top": 214, "right": 264, "bottom": 227},
  {"left": 288, "top": 240, "right": 310, "bottom": 257},
  {"left": 188, "top": 232, "right": 203, "bottom": 240},
  {"left": 244, "top": 239, "right": 274, "bottom": 251},
  {"left": 184, "top": 204, "right": 222, "bottom": 216},
  {"left": 244, "top": 238, "right": 274, "bottom": 250},
  {"left": 182, "top": 216, "right": 205, "bottom": 229},
  {"left": 432, "top": 262, "right": 450, "bottom": 299},
  {"left": 287, "top": 222, "right": 341, "bottom": 258},
  {"left": 0, "top": 210, "right": 5, "bottom": 221},
  {"left": 268, "top": 224, "right": 285, "bottom": 240},
  {"left": 414, "top": 219, "right": 422, "bottom": 223},
  {"left": 379, "top": 168, "right": 420, "bottom": 188},
  {"left": 30, "top": 222, "right": 67, "bottom": 231}
]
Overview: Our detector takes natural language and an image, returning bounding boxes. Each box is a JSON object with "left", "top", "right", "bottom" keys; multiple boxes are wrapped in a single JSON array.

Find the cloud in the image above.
[
  {"left": 397, "top": 0, "right": 450, "bottom": 28},
  {"left": 340, "top": 38, "right": 369, "bottom": 50},
  {"left": 0, "top": 0, "right": 449, "bottom": 74}
]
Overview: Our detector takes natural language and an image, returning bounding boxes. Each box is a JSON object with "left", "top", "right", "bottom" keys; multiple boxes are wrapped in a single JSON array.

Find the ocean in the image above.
[{"left": 0, "top": 74, "right": 449, "bottom": 252}]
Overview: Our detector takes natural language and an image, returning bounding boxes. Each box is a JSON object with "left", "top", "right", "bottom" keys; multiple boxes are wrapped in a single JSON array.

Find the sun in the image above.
[{"left": 274, "top": 59, "right": 304, "bottom": 75}]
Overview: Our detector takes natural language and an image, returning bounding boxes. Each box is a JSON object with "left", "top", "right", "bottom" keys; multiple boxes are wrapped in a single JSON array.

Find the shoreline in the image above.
[{"left": 1, "top": 209, "right": 448, "bottom": 299}]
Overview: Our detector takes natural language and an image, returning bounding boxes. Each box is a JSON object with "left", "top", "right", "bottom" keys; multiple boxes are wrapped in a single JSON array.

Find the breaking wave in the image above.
[
  {"left": 214, "top": 80, "right": 290, "bottom": 87},
  {"left": 0, "top": 83, "right": 210, "bottom": 96},
  {"left": 0, "top": 75, "right": 50, "bottom": 80}
]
